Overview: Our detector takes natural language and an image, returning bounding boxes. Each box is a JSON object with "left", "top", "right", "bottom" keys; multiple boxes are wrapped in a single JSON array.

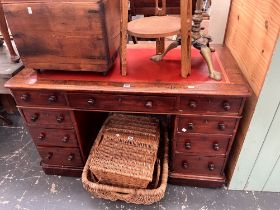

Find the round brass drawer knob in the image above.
[
  {"left": 38, "top": 133, "right": 46, "bottom": 140},
  {"left": 223, "top": 101, "right": 231, "bottom": 111},
  {"left": 67, "top": 154, "right": 75, "bottom": 161},
  {"left": 208, "top": 163, "right": 215, "bottom": 171},
  {"left": 145, "top": 101, "right": 153, "bottom": 108},
  {"left": 31, "top": 113, "right": 39, "bottom": 122},
  {"left": 188, "top": 123, "right": 194, "bottom": 130},
  {"left": 46, "top": 152, "right": 53, "bottom": 160},
  {"left": 185, "top": 142, "right": 192, "bottom": 150},
  {"left": 213, "top": 143, "right": 220, "bottom": 151},
  {"left": 88, "top": 98, "right": 95, "bottom": 105},
  {"left": 182, "top": 161, "right": 189, "bottom": 169},
  {"left": 56, "top": 115, "right": 64, "bottom": 123},
  {"left": 62, "top": 135, "right": 70, "bottom": 143},
  {"left": 20, "top": 94, "right": 30, "bottom": 101},
  {"left": 188, "top": 100, "right": 197, "bottom": 109},
  {"left": 218, "top": 123, "right": 226, "bottom": 131},
  {"left": 48, "top": 95, "right": 57, "bottom": 103}
]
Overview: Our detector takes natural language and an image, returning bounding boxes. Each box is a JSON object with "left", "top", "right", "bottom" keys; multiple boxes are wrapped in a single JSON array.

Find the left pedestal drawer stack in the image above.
[{"left": 12, "top": 90, "right": 105, "bottom": 177}]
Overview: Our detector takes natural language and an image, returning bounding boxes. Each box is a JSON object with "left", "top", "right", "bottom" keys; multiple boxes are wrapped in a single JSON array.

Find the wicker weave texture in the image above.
[
  {"left": 82, "top": 119, "right": 169, "bottom": 205},
  {"left": 89, "top": 114, "right": 160, "bottom": 189}
]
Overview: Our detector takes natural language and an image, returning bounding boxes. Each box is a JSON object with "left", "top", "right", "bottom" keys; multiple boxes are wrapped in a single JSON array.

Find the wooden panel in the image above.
[
  {"left": 21, "top": 108, "right": 73, "bottom": 128},
  {"left": 172, "top": 155, "right": 225, "bottom": 176},
  {"left": 225, "top": 0, "right": 280, "bottom": 96},
  {"left": 179, "top": 96, "right": 243, "bottom": 115},
  {"left": 177, "top": 116, "right": 239, "bottom": 135},
  {"left": 28, "top": 127, "right": 78, "bottom": 147},
  {"left": 37, "top": 147, "right": 83, "bottom": 167},
  {"left": 228, "top": 41, "right": 280, "bottom": 190},
  {"left": 13, "top": 90, "right": 67, "bottom": 107},
  {"left": 175, "top": 134, "right": 231, "bottom": 156},
  {"left": 68, "top": 93, "right": 177, "bottom": 113},
  {"left": 245, "top": 103, "right": 280, "bottom": 191}
]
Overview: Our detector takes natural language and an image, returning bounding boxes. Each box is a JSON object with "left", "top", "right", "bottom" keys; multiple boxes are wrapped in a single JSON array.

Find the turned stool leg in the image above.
[
  {"left": 0, "top": 3, "right": 20, "bottom": 63},
  {"left": 120, "top": 0, "right": 128, "bottom": 76},
  {"left": 180, "top": 0, "right": 192, "bottom": 78}
]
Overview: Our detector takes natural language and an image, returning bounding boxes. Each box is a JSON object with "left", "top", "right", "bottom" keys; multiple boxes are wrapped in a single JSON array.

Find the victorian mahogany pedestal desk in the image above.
[{"left": 5, "top": 46, "right": 250, "bottom": 188}]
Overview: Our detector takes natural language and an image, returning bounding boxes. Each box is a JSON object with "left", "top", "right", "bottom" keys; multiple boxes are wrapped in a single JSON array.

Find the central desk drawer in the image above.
[
  {"left": 68, "top": 93, "right": 176, "bottom": 113},
  {"left": 21, "top": 109, "right": 73, "bottom": 127},
  {"left": 37, "top": 147, "right": 83, "bottom": 167},
  {"left": 29, "top": 127, "right": 78, "bottom": 147},
  {"left": 177, "top": 116, "right": 238, "bottom": 135},
  {"left": 172, "top": 155, "right": 225, "bottom": 176}
]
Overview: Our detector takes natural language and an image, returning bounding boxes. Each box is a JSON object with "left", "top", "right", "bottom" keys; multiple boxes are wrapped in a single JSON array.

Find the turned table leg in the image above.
[
  {"left": 0, "top": 3, "right": 20, "bottom": 63},
  {"left": 120, "top": 0, "right": 128, "bottom": 76}
]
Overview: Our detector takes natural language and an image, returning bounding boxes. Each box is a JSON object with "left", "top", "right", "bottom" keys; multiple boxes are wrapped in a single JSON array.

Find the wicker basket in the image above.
[
  {"left": 89, "top": 114, "right": 160, "bottom": 189},
  {"left": 82, "top": 125, "right": 169, "bottom": 205}
]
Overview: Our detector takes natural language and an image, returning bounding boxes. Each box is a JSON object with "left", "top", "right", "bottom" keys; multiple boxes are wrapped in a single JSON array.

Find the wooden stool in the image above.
[
  {"left": 120, "top": 0, "right": 192, "bottom": 78},
  {"left": 0, "top": 3, "right": 20, "bottom": 63}
]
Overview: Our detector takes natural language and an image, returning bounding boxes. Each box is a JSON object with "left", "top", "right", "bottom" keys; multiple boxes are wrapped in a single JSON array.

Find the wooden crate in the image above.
[{"left": 2, "top": 0, "right": 120, "bottom": 74}]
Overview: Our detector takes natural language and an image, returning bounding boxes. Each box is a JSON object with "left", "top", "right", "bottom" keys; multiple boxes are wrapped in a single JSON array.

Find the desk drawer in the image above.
[
  {"left": 21, "top": 109, "right": 73, "bottom": 127},
  {"left": 177, "top": 116, "right": 238, "bottom": 135},
  {"left": 175, "top": 134, "right": 231, "bottom": 156},
  {"left": 38, "top": 147, "right": 83, "bottom": 167},
  {"left": 172, "top": 155, "right": 225, "bottom": 176},
  {"left": 13, "top": 90, "right": 67, "bottom": 107},
  {"left": 179, "top": 96, "right": 243, "bottom": 115},
  {"left": 29, "top": 127, "right": 78, "bottom": 147},
  {"left": 68, "top": 93, "right": 176, "bottom": 113}
]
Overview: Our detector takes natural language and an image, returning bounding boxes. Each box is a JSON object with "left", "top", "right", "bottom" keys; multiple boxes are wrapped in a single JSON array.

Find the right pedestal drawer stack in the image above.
[{"left": 169, "top": 95, "right": 245, "bottom": 188}]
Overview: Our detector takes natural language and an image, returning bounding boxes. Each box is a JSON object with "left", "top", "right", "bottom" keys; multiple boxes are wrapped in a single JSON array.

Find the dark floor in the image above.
[{"left": 1, "top": 113, "right": 280, "bottom": 210}]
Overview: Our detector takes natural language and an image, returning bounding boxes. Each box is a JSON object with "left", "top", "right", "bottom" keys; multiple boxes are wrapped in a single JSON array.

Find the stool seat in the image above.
[{"left": 127, "top": 16, "right": 181, "bottom": 38}]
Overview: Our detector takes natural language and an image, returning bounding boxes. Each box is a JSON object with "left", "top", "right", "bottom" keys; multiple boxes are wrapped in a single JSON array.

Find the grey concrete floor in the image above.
[{"left": 1, "top": 112, "right": 280, "bottom": 210}]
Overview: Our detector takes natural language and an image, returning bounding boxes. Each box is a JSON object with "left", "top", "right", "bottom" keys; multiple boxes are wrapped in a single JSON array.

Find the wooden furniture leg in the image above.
[
  {"left": 180, "top": 0, "right": 192, "bottom": 78},
  {"left": 120, "top": 0, "right": 128, "bottom": 76},
  {"left": 0, "top": 3, "right": 19, "bottom": 63}
]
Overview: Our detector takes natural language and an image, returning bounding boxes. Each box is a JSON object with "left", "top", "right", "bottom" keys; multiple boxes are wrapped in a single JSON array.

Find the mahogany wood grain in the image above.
[
  {"left": 177, "top": 116, "right": 239, "bottom": 135},
  {"left": 172, "top": 155, "right": 225, "bottom": 176},
  {"left": 37, "top": 146, "right": 83, "bottom": 167},
  {"left": 175, "top": 134, "right": 231, "bottom": 156},
  {"left": 68, "top": 93, "right": 177, "bottom": 113},
  {"left": 21, "top": 108, "right": 73, "bottom": 128},
  {"left": 13, "top": 90, "right": 67, "bottom": 107},
  {"left": 28, "top": 127, "right": 78, "bottom": 147},
  {"left": 2, "top": 0, "right": 120, "bottom": 73},
  {"left": 179, "top": 96, "right": 243, "bottom": 115}
]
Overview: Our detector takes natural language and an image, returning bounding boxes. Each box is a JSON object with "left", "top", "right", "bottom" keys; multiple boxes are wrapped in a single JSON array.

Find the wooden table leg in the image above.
[
  {"left": 180, "top": 0, "right": 192, "bottom": 78},
  {"left": 120, "top": 0, "right": 128, "bottom": 76},
  {"left": 0, "top": 3, "right": 20, "bottom": 63}
]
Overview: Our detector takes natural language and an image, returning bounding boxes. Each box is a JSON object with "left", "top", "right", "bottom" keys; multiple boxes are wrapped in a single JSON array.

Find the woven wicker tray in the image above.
[{"left": 82, "top": 122, "right": 169, "bottom": 205}]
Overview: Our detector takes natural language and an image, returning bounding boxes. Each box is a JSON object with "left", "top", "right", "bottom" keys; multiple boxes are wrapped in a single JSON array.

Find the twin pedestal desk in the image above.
[{"left": 5, "top": 47, "right": 250, "bottom": 188}]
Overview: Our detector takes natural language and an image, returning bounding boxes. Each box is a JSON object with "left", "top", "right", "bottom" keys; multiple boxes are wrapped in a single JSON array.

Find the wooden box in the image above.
[{"left": 2, "top": 0, "right": 120, "bottom": 74}]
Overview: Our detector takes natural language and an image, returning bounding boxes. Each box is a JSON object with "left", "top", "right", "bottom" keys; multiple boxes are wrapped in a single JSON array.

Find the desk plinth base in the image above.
[
  {"left": 168, "top": 172, "right": 226, "bottom": 188},
  {"left": 41, "top": 163, "right": 83, "bottom": 177}
]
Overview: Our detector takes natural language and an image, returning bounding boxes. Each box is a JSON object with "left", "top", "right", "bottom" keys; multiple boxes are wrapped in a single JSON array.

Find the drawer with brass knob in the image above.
[
  {"left": 13, "top": 90, "right": 67, "bottom": 107},
  {"left": 21, "top": 109, "right": 73, "bottom": 128},
  {"left": 28, "top": 127, "right": 78, "bottom": 147},
  {"left": 37, "top": 147, "right": 83, "bottom": 167},
  {"left": 179, "top": 96, "right": 243, "bottom": 115},
  {"left": 172, "top": 155, "right": 225, "bottom": 176},
  {"left": 68, "top": 93, "right": 176, "bottom": 113},
  {"left": 174, "top": 134, "right": 231, "bottom": 156},
  {"left": 177, "top": 116, "right": 239, "bottom": 135}
]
